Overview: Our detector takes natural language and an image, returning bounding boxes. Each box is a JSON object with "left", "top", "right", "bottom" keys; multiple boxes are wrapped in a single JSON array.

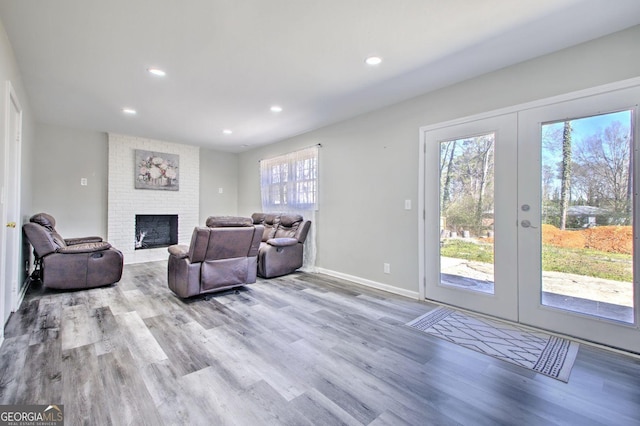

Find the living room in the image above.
[
  {"left": 2, "top": 1, "right": 640, "bottom": 424},
  {"left": 3, "top": 3, "right": 640, "bottom": 297}
]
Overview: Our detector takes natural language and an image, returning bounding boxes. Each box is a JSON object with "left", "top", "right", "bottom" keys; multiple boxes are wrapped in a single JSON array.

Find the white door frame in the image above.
[
  {"left": 418, "top": 76, "right": 640, "bottom": 352},
  {"left": 419, "top": 113, "right": 519, "bottom": 321},
  {"left": 1, "top": 81, "right": 23, "bottom": 339}
]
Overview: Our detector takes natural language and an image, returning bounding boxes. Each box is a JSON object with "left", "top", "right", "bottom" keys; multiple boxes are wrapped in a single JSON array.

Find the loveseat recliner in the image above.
[
  {"left": 167, "top": 216, "right": 263, "bottom": 298},
  {"left": 251, "top": 212, "right": 311, "bottom": 278},
  {"left": 22, "top": 213, "right": 123, "bottom": 290}
]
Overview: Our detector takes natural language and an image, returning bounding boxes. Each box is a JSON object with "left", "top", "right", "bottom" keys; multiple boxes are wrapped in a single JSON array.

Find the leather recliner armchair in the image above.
[
  {"left": 251, "top": 213, "right": 311, "bottom": 278},
  {"left": 22, "top": 213, "right": 123, "bottom": 289},
  {"left": 167, "top": 216, "right": 263, "bottom": 298}
]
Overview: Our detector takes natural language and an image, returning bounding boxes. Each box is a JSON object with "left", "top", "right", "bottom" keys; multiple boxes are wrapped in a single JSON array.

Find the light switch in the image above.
[
  {"left": 404, "top": 199, "right": 411, "bottom": 210},
  {"left": 218, "top": 187, "right": 224, "bottom": 194}
]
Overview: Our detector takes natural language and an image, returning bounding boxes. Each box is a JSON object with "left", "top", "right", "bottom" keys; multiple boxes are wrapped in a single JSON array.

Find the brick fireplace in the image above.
[
  {"left": 135, "top": 214, "right": 178, "bottom": 250},
  {"left": 108, "top": 134, "right": 199, "bottom": 264}
]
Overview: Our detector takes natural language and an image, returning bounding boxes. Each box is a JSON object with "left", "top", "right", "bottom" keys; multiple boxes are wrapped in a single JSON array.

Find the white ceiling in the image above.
[{"left": 2, "top": 0, "right": 640, "bottom": 152}]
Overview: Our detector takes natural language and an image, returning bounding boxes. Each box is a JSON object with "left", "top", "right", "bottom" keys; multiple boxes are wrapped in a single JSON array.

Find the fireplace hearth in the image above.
[{"left": 135, "top": 214, "right": 178, "bottom": 250}]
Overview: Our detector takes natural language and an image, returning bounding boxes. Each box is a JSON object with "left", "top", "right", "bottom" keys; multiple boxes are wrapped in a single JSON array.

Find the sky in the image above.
[
  {"left": 543, "top": 109, "right": 631, "bottom": 146},
  {"left": 541, "top": 109, "right": 633, "bottom": 207}
]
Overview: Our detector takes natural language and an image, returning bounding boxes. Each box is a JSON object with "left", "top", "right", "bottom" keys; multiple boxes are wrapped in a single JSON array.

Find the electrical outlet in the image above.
[
  {"left": 80, "top": 178, "right": 88, "bottom": 186},
  {"left": 383, "top": 263, "right": 391, "bottom": 274},
  {"left": 218, "top": 187, "right": 224, "bottom": 194}
]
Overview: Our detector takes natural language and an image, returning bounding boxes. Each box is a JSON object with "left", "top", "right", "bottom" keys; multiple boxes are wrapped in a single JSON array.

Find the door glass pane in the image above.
[
  {"left": 540, "top": 111, "right": 634, "bottom": 323},
  {"left": 439, "top": 133, "right": 495, "bottom": 294}
]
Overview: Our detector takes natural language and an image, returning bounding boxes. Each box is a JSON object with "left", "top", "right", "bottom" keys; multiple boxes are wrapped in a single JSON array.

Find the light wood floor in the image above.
[{"left": 1, "top": 261, "right": 640, "bottom": 425}]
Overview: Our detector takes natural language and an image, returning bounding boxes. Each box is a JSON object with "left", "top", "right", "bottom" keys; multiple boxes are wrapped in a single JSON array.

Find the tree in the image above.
[
  {"left": 474, "top": 136, "right": 494, "bottom": 236},
  {"left": 559, "top": 121, "right": 572, "bottom": 230},
  {"left": 439, "top": 134, "right": 494, "bottom": 236},
  {"left": 573, "top": 120, "right": 631, "bottom": 224},
  {"left": 440, "top": 140, "right": 457, "bottom": 213}
]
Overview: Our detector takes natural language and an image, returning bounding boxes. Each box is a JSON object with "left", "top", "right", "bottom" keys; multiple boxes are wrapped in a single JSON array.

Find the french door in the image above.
[
  {"left": 421, "top": 113, "right": 519, "bottom": 322},
  {"left": 518, "top": 86, "right": 640, "bottom": 352},
  {"left": 420, "top": 80, "right": 640, "bottom": 353}
]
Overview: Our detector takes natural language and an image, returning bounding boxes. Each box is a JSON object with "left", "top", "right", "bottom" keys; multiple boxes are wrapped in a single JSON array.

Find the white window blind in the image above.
[{"left": 260, "top": 146, "right": 318, "bottom": 211}]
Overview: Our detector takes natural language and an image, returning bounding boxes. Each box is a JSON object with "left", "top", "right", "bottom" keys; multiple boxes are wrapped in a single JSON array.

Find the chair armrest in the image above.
[
  {"left": 168, "top": 244, "right": 190, "bottom": 259},
  {"left": 65, "top": 236, "right": 103, "bottom": 245},
  {"left": 266, "top": 237, "right": 298, "bottom": 247},
  {"left": 57, "top": 241, "right": 111, "bottom": 254}
]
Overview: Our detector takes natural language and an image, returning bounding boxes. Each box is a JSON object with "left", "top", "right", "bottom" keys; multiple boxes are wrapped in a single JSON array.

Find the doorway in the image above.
[
  {"left": 420, "top": 79, "right": 640, "bottom": 353},
  {"left": 1, "top": 81, "right": 23, "bottom": 331},
  {"left": 421, "top": 113, "right": 518, "bottom": 322}
]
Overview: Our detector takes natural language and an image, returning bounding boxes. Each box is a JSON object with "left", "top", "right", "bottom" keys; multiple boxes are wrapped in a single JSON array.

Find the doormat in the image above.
[{"left": 407, "top": 307, "right": 579, "bottom": 382}]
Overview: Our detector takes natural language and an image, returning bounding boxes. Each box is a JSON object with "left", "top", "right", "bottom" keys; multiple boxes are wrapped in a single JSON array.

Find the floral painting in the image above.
[{"left": 135, "top": 150, "right": 179, "bottom": 191}]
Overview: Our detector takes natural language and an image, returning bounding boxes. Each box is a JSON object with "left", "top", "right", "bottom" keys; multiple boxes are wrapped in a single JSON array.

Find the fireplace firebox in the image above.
[{"left": 135, "top": 214, "right": 178, "bottom": 250}]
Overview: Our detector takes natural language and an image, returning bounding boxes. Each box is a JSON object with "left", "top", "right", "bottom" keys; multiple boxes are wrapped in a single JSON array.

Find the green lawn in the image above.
[{"left": 440, "top": 238, "right": 632, "bottom": 282}]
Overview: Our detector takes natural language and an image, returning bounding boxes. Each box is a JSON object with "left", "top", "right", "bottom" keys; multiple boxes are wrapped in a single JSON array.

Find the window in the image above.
[
  {"left": 439, "top": 132, "right": 496, "bottom": 294},
  {"left": 260, "top": 146, "right": 318, "bottom": 210}
]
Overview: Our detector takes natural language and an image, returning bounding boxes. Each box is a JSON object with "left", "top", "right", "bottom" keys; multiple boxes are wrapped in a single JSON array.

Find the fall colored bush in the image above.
[
  {"left": 583, "top": 226, "right": 633, "bottom": 255},
  {"left": 542, "top": 224, "right": 632, "bottom": 255},
  {"left": 541, "top": 224, "right": 585, "bottom": 249}
]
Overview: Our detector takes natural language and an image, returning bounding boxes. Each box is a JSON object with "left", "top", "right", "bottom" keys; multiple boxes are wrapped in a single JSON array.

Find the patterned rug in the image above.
[{"left": 407, "top": 307, "right": 579, "bottom": 382}]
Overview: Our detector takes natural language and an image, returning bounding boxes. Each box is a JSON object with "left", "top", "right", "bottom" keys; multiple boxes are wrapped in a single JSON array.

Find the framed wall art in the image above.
[{"left": 135, "top": 149, "right": 179, "bottom": 191}]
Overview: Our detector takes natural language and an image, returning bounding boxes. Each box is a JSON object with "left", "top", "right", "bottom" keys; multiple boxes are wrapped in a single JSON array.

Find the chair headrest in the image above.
[
  {"left": 251, "top": 212, "right": 266, "bottom": 224},
  {"left": 30, "top": 213, "right": 56, "bottom": 230},
  {"left": 264, "top": 214, "right": 281, "bottom": 226},
  {"left": 205, "top": 216, "right": 253, "bottom": 228},
  {"left": 280, "top": 214, "right": 303, "bottom": 227}
]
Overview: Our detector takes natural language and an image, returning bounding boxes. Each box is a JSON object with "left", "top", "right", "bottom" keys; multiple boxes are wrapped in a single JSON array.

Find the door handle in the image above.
[
  {"left": 6, "top": 222, "right": 16, "bottom": 228},
  {"left": 520, "top": 220, "right": 537, "bottom": 229}
]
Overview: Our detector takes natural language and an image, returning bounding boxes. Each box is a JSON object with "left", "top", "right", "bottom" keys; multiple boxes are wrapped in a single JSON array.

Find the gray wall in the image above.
[
  {"left": 31, "top": 123, "right": 241, "bottom": 238},
  {"left": 0, "top": 17, "right": 34, "bottom": 280},
  {"left": 199, "top": 148, "right": 239, "bottom": 222},
  {"left": 238, "top": 24, "right": 640, "bottom": 295},
  {"left": 32, "top": 124, "right": 108, "bottom": 237}
]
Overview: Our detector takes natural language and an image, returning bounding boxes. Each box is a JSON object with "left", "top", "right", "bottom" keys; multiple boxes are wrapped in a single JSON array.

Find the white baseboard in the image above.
[
  {"left": 17, "top": 278, "right": 29, "bottom": 309},
  {"left": 315, "top": 268, "right": 420, "bottom": 300},
  {"left": 0, "top": 278, "right": 28, "bottom": 347}
]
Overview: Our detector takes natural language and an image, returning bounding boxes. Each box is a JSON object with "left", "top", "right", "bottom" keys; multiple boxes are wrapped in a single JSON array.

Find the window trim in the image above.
[{"left": 260, "top": 146, "right": 319, "bottom": 211}]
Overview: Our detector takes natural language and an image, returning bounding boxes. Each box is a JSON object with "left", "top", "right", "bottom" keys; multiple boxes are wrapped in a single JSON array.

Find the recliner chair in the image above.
[
  {"left": 167, "top": 216, "right": 263, "bottom": 298},
  {"left": 251, "top": 213, "right": 311, "bottom": 278},
  {"left": 22, "top": 213, "right": 123, "bottom": 289}
]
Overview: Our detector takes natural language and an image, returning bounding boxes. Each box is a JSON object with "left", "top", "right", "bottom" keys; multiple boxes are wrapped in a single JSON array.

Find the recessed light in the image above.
[
  {"left": 270, "top": 105, "right": 283, "bottom": 113},
  {"left": 122, "top": 108, "right": 137, "bottom": 115},
  {"left": 222, "top": 129, "right": 233, "bottom": 135},
  {"left": 365, "top": 56, "right": 382, "bottom": 66},
  {"left": 148, "top": 68, "right": 166, "bottom": 77}
]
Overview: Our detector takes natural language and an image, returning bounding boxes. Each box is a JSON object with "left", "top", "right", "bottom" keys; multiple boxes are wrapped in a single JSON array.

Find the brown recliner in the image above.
[
  {"left": 22, "top": 213, "right": 123, "bottom": 290},
  {"left": 167, "top": 216, "right": 263, "bottom": 298},
  {"left": 251, "top": 213, "right": 311, "bottom": 278}
]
